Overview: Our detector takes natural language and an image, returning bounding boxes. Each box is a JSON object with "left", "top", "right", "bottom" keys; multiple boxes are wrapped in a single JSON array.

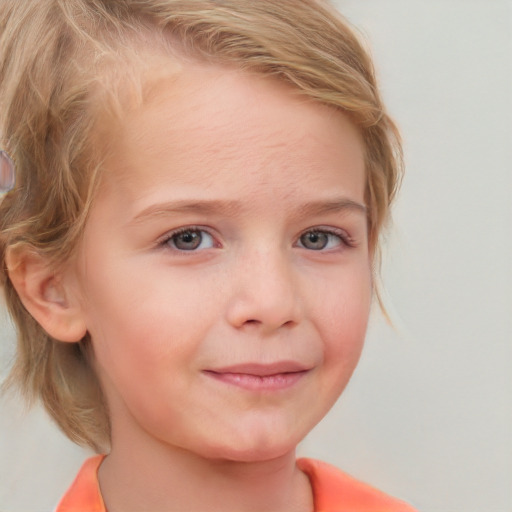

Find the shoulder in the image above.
[
  {"left": 56, "top": 455, "right": 417, "bottom": 512},
  {"left": 54, "top": 455, "right": 106, "bottom": 512},
  {"left": 297, "top": 458, "right": 418, "bottom": 512}
]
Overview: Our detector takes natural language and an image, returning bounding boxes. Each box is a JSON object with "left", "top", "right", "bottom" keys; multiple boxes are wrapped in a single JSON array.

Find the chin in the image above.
[
  {"left": 200, "top": 426, "right": 304, "bottom": 463},
  {"left": 209, "top": 444, "right": 295, "bottom": 464}
]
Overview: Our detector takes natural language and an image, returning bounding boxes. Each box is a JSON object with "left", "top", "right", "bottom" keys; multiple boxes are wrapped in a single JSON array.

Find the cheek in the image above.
[
  {"left": 83, "top": 265, "right": 216, "bottom": 382},
  {"left": 317, "top": 265, "right": 372, "bottom": 369}
]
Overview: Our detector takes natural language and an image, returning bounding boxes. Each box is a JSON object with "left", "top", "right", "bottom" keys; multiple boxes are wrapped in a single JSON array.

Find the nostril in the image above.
[{"left": 242, "top": 318, "right": 296, "bottom": 329}]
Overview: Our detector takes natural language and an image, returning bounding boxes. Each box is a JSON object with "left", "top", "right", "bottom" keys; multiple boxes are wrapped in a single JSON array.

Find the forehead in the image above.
[{"left": 96, "top": 63, "right": 365, "bottom": 210}]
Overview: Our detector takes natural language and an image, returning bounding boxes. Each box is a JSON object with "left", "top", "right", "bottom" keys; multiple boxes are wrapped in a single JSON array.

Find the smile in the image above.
[{"left": 203, "top": 362, "right": 311, "bottom": 392}]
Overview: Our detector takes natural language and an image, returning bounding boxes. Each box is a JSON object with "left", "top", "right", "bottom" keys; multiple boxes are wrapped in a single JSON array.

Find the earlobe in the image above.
[{"left": 5, "top": 247, "right": 87, "bottom": 342}]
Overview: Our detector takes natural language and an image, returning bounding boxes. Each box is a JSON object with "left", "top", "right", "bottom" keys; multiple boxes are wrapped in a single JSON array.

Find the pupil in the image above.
[
  {"left": 175, "top": 230, "right": 201, "bottom": 250},
  {"left": 302, "top": 231, "right": 327, "bottom": 250}
]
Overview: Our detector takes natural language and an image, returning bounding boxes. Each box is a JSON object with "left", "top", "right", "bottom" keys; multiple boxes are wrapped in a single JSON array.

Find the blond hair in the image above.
[{"left": 0, "top": 0, "right": 403, "bottom": 451}]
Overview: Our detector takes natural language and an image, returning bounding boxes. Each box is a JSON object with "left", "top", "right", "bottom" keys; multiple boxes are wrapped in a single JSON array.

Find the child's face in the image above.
[{"left": 72, "top": 64, "right": 371, "bottom": 461}]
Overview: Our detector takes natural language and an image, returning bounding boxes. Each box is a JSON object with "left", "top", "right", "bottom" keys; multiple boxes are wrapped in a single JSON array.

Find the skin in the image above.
[{"left": 66, "top": 63, "right": 372, "bottom": 512}]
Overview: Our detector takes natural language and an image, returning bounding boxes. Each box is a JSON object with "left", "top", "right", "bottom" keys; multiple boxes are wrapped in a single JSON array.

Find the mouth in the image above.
[{"left": 203, "top": 362, "right": 311, "bottom": 392}]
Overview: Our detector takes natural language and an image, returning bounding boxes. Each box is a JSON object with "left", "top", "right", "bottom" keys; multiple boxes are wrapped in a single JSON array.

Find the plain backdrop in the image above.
[{"left": 1, "top": 1, "right": 511, "bottom": 511}]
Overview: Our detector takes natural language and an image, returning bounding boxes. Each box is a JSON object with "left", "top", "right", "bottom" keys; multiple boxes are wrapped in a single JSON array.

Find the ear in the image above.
[{"left": 5, "top": 247, "right": 87, "bottom": 342}]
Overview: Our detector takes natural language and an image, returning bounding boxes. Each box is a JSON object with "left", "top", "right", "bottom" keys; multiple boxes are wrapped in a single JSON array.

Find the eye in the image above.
[
  {"left": 164, "top": 228, "right": 216, "bottom": 251},
  {"left": 297, "top": 229, "right": 346, "bottom": 251}
]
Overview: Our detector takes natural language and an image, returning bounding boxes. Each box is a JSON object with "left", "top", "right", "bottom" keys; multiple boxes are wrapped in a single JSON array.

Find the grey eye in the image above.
[
  {"left": 168, "top": 229, "right": 215, "bottom": 251},
  {"left": 299, "top": 231, "right": 329, "bottom": 250},
  {"left": 298, "top": 230, "right": 344, "bottom": 251}
]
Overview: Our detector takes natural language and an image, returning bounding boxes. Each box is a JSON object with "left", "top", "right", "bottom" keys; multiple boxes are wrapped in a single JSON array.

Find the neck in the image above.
[{"left": 98, "top": 433, "right": 313, "bottom": 512}]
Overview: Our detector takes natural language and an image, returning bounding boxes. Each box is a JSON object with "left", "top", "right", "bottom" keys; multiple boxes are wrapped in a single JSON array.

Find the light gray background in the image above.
[{"left": 1, "top": 1, "right": 511, "bottom": 511}]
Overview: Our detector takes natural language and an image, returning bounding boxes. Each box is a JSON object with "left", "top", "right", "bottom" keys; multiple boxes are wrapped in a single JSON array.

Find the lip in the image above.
[{"left": 203, "top": 362, "right": 311, "bottom": 392}]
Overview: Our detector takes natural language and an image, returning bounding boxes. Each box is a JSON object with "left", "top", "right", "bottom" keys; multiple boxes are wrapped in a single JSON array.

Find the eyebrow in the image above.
[
  {"left": 130, "top": 200, "right": 244, "bottom": 225},
  {"left": 129, "top": 197, "right": 367, "bottom": 225},
  {"left": 298, "top": 198, "right": 367, "bottom": 217}
]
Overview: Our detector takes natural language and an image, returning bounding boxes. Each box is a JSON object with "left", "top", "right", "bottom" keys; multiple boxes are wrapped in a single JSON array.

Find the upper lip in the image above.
[{"left": 205, "top": 361, "right": 311, "bottom": 377}]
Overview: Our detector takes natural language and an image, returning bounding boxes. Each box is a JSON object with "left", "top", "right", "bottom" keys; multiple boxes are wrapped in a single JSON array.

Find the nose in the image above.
[{"left": 225, "top": 247, "right": 302, "bottom": 334}]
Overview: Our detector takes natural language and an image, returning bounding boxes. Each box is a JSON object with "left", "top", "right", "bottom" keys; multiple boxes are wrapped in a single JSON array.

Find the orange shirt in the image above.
[
  {"left": 56, "top": 455, "right": 417, "bottom": 512},
  {"left": 297, "top": 459, "right": 417, "bottom": 512}
]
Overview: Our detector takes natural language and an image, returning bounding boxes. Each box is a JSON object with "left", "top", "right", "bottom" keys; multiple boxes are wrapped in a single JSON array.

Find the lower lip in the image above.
[{"left": 204, "top": 371, "right": 308, "bottom": 392}]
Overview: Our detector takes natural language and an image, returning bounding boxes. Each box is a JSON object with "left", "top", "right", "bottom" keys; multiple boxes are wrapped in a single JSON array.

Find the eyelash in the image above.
[
  {"left": 159, "top": 226, "right": 217, "bottom": 252},
  {"left": 158, "top": 226, "right": 355, "bottom": 253},
  {"left": 296, "top": 227, "right": 355, "bottom": 251}
]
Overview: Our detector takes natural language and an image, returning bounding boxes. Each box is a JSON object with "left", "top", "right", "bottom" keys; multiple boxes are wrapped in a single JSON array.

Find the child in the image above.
[{"left": 0, "top": 1, "right": 416, "bottom": 510}]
